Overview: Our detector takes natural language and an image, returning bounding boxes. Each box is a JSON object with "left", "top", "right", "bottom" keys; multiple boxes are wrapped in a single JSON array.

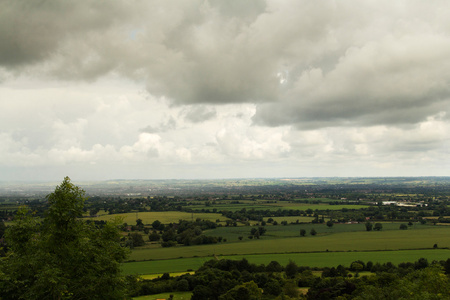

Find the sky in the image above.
[{"left": 0, "top": 0, "right": 449, "bottom": 181}]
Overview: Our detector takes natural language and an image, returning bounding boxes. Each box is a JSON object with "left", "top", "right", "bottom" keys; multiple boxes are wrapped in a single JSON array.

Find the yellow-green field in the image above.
[
  {"left": 122, "top": 249, "right": 450, "bottom": 275},
  {"left": 87, "top": 211, "right": 230, "bottom": 224},
  {"left": 129, "top": 226, "right": 450, "bottom": 261}
]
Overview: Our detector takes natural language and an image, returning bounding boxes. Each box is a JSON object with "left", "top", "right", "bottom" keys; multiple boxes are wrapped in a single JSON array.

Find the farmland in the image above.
[
  {"left": 2, "top": 177, "right": 450, "bottom": 299},
  {"left": 127, "top": 225, "right": 450, "bottom": 262},
  {"left": 122, "top": 249, "right": 450, "bottom": 275}
]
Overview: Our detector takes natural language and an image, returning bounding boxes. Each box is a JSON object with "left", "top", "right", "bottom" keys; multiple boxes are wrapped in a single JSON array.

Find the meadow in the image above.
[
  {"left": 188, "top": 201, "right": 369, "bottom": 212},
  {"left": 122, "top": 249, "right": 450, "bottom": 275},
  {"left": 90, "top": 211, "right": 229, "bottom": 224},
  {"left": 127, "top": 224, "right": 450, "bottom": 262}
]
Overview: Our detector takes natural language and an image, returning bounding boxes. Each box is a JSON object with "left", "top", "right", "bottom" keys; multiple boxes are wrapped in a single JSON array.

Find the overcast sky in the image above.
[{"left": 1, "top": 0, "right": 449, "bottom": 181}]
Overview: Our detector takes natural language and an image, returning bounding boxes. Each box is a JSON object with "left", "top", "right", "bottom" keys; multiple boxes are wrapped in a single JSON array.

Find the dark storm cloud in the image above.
[
  {"left": 0, "top": 0, "right": 134, "bottom": 67},
  {"left": 2, "top": 0, "right": 450, "bottom": 130}
]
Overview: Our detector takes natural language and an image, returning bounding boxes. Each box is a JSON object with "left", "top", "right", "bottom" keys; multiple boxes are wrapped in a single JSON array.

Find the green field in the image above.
[
  {"left": 88, "top": 211, "right": 229, "bottom": 225},
  {"left": 129, "top": 226, "right": 450, "bottom": 261},
  {"left": 122, "top": 249, "right": 450, "bottom": 275},
  {"left": 189, "top": 202, "right": 369, "bottom": 212}
]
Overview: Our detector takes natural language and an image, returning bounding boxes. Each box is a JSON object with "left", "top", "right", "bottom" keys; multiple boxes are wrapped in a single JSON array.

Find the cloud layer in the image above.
[{"left": 1, "top": 0, "right": 449, "bottom": 180}]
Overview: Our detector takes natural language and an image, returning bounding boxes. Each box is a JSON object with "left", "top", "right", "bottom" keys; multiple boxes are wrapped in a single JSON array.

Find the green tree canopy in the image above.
[{"left": 0, "top": 177, "right": 129, "bottom": 299}]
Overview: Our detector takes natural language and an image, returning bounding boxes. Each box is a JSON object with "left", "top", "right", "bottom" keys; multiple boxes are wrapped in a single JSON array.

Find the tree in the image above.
[
  {"left": 365, "top": 222, "right": 373, "bottom": 231},
  {"left": 149, "top": 230, "right": 160, "bottom": 241},
  {"left": 218, "top": 281, "right": 262, "bottom": 300},
  {"left": 152, "top": 220, "right": 162, "bottom": 230},
  {"left": 0, "top": 177, "right": 129, "bottom": 299},
  {"left": 0, "top": 220, "right": 6, "bottom": 238},
  {"left": 300, "top": 229, "right": 306, "bottom": 236},
  {"left": 326, "top": 220, "right": 334, "bottom": 228},
  {"left": 374, "top": 223, "right": 383, "bottom": 231},
  {"left": 129, "top": 232, "right": 145, "bottom": 247},
  {"left": 310, "top": 228, "right": 317, "bottom": 236},
  {"left": 400, "top": 224, "right": 408, "bottom": 230},
  {"left": 285, "top": 260, "right": 298, "bottom": 278}
]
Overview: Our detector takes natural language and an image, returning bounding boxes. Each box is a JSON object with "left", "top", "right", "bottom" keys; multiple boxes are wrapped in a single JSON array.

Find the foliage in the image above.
[
  {"left": 285, "top": 260, "right": 298, "bottom": 278},
  {"left": 0, "top": 177, "right": 129, "bottom": 300},
  {"left": 219, "top": 281, "right": 262, "bottom": 300},
  {"left": 374, "top": 223, "right": 383, "bottom": 231}
]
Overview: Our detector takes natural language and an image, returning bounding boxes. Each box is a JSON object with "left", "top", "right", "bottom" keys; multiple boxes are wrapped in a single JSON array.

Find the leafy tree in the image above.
[
  {"left": 219, "top": 281, "right": 262, "bottom": 300},
  {"left": 152, "top": 220, "right": 163, "bottom": 230},
  {"left": 258, "top": 226, "right": 266, "bottom": 236},
  {"left": 285, "top": 260, "right": 298, "bottom": 278},
  {"left": 283, "top": 280, "right": 300, "bottom": 298},
  {"left": 374, "top": 223, "right": 383, "bottom": 231},
  {"left": 0, "top": 220, "right": 6, "bottom": 238},
  {"left": 300, "top": 229, "right": 306, "bottom": 236},
  {"left": 149, "top": 230, "right": 160, "bottom": 241},
  {"left": 400, "top": 224, "right": 408, "bottom": 230},
  {"left": 310, "top": 228, "right": 317, "bottom": 236},
  {"left": 365, "top": 222, "right": 373, "bottom": 231},
  {"left": 266, "top": 261, "right": 283, "bottom": 273},
  {"left": 129, "top": 232, "right": 145, "bottom": 247},
  {"left": 0, "top": 177, "right": 129, "bottom": 299},
  {"left": 264, "top": 278, "right": 282, "bottom": 296},
  {"left": 136, "top": 218, "right": 144, "bottom": 228},
  {"left": 326, "top": 220, "right": 334, "bottom": 228}
]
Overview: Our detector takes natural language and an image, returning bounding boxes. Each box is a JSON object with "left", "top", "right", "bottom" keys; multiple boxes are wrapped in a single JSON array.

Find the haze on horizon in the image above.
[{"left": 1, "top": 1, "right": 449, "bottom": 181}]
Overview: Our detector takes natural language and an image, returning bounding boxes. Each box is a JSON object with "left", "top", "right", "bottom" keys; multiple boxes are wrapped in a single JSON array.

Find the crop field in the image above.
[
  {"left": 128, "top": 226, "right": 450, "bottom": 261},
  {"left": 188, "top": 203, "right": 276, "bottom": 212},
  {"left": 272, "top": 204, "right": 370, "bottom": 211},
  {"left": 88, "top": 211, "right": 230, "bottom": 224},
  {"left": 202, "top": 222, "right": 432, "bottom": 241},
  {"left": 188, "top": 201, "right": 369, "bottom": 212},
  {"left": 122, "top": 249, "right": 450, "bottom": 275}
]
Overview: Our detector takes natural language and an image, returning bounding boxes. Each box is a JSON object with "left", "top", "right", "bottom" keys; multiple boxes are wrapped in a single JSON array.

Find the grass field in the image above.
[
  {"left": 88, "top": 211, "right": 229, "bottom": 225},
  {"left": 122, "top": 249, "right": 450, "bottom": 275},
  {"left": 189, "top": 202, "right": 369, "bottom": 212},
  {"left": 128, "top": 226, "right": 450, "bottom": 261},
  {"left": 200, "top": 222, "right": 433, "bottom": 243}
]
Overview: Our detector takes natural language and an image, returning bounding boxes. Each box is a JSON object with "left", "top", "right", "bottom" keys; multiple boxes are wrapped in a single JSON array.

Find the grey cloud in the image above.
[
  {"left": 3, "top": 0, "right": 450, "bottom": 130},
  {"left": 0, "top": 0, "right": 134, "bottom": 68},
  {"left": 183, "top": 106, "right": 216, "bottom": 123}
]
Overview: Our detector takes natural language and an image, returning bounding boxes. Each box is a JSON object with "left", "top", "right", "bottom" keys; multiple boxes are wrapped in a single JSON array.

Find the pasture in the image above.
[
  {"left": 128, "top": 226, "right": 450, "bottom": 261},
  {"left": 122, "top": 249, "right": 450, "bottom": 275},
  {"left": 88, "top": 211, "right": 229, "bottom": 225},
  {"left": 188, "top": 201, "right": 369, "bottom": 212}
]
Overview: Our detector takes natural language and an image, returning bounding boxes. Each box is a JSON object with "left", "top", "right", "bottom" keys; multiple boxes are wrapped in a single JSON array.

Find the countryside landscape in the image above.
[
  {"left": 2, "top": 177, "right": 450, "bottom": 299},
  {"left": 2, "top": 1, "right": 450, "bottom": 299}
]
